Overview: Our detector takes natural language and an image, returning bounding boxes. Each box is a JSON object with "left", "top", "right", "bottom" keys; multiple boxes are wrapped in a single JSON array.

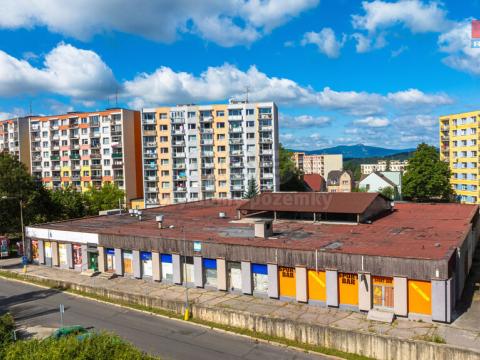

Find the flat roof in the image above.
[
  {"left": 28, "top": 200, "right": 478, "bottom": 261},
  {"left": 238, "top": 192, "right": 387, "bottom": 214}
]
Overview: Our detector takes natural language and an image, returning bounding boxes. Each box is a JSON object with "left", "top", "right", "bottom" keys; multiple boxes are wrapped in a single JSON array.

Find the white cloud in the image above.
[
  {"left": 354, "top": 116, "right": 390, "bottom": 127},
  {"left": 352, "top": 0, "right": 449, "bottom": 33},
  {"left": 0, "top": 0, "right": 318, "bottom": 47},
  {"left": 0, "top": 42, "right": 117, "bottom": 99},
  {"left": 0, "top": 112, "right": 15, "bottom": 120},
  {"left": 390, "top": 45, "right": 408, "bottom": 57},
  {"left": 351, "top": 32, "right": 387, "bottom": 53},
  {"left": 301, "top": 28, "right": 346, "bottom": 58},
  {"left": 438, "top": 19, "right": 480, "bottom": 75},
  {"left": 387, "top": 88, "right": 452, "bottom": 107},
  {"left": 280, "top": 114, "right": 331, "bottom": 128}
]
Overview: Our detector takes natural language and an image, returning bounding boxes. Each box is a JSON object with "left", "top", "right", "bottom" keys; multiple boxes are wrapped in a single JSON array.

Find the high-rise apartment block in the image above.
[
  {"left": 292, "top": 153, "right": 342, "bottom": 179},
  {"left": 0, "top": 117, "right": 31, "bottom": 169},
  {"left": 28, "top": 109, "right": 143, "bottom": 202},
  {"left": 440, "top": 111, "right": 479, "bottom": 204},
  {"left": 141, "top": 101, "right": 279, "bottom": 206}
]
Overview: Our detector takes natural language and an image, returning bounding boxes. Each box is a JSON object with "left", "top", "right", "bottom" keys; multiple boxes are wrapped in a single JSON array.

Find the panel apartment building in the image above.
[
  {"left": 0, "top": 116, "right": 31, "bottom": 168},
  {"left": 141, "top": 101, "right": 279, "bottom": 206},
  {"left": 29, "top": 109, "right": 143, "bottom": 203},
  {"left": 440, "top": 111, "right": 480, "bottom": 204},
  {"left": 292, "top": 153, "right": 342, "bottom": 178}
]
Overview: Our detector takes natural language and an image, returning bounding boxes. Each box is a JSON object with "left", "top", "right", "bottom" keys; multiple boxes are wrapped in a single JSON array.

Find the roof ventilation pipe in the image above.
[
  {"left": 219, "top": 212, "right": 226, "bottom": 219},
  {"left": 254, "top": 220, "right": 273, "bottom": 239},
  {"left": 156, "top": 215, "right": 164, "bottom": 229}
]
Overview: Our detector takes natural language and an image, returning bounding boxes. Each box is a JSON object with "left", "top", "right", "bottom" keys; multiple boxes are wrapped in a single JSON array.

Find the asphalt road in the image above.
[{"left": 0, "top": 278, "right": 328, "bottom": 360}]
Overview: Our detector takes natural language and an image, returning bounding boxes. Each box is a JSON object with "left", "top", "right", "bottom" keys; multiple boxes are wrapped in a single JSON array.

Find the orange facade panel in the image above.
[
  {"left": 307, "top": 270, "right": 326, "bottom": 301},
  {"left": 278, "top": 266, "right": 296, "bottom": 298},
  {"left": 338, "top": 272, "right": 358, "bottom": 306},
  {"left": 408, "top": 280, "right": 432, "bottom": 315}
]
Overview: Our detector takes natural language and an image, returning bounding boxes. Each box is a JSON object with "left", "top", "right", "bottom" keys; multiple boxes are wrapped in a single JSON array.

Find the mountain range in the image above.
[{"left": 289, "top": 144, "right": 416, "bottom": 159}]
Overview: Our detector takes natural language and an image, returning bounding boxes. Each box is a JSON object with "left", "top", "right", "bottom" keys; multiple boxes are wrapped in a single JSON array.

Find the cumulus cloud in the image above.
[
  {"left": 0, "top": 42, "right": 117, "bottom": 99},
  {"left": 387, "top": 88, "right": 452, "bottom": 107},
  {"left": 280, "top": 114, "right": 331, "bottom": 128},
  {"left": 354, "top": 116, "right": 390, "bottom": 127},
  {"left": 438, "top": 19, "right": 480, "bottom": 75},
  {"left": 301, "top": 28, "right": 346, "bottom": 58},
  {"left": 352, "top": 0, "right": 449, "bottom": 33},
  {"left": 351, "top": 32, "right": 387, "bottom": 53},
  {"left": 0, "top": 0, "right": 318, "bottom": 47}
]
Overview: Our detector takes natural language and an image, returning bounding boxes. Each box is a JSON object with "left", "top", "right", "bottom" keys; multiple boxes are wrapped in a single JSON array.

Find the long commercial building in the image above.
[
  {"left": 0, "top": 116, "right": 31, "bottom": 168},
  {"left": 29, "top": 109, "right": 143, "bottom": 202},
  {"left": 141, "top": 101, "right": 279, "bottom": 206},
  {"left": 440, "top": 111, "right": 480, "bottom": 204},
  {"left": 292, "top": 153, "right": 342, "bottom": 178},
  {"left": 25, "top": 192, "right": 478, "bottom": 323}
]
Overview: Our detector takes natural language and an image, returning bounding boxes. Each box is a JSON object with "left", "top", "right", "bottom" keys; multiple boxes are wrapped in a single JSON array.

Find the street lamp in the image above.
[{"left": 1, "top": 196, "right": 26, "bottom": 272}]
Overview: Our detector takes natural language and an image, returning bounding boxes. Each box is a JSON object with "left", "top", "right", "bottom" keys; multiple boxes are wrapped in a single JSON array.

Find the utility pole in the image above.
[{"left": 19, "top": 199, "right": 26, "bottom": 273}]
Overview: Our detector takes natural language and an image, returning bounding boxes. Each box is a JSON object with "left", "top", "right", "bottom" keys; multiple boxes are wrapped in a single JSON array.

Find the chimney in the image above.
[
  {"left": 156, "top": 215, "right": 164, "bottom": 228},
  {"left": 219, "top": 212, "right": 226, "bottom": 219},
  {"left": 254, "top": 220, "right": 273, "bottom": 239}
]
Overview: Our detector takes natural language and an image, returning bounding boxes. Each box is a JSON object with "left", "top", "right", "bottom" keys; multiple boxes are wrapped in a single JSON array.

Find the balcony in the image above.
[
  {"left": 50, "top": 155, "right": 60, "bottom": 161},
  {"left": 172, "top": 152, "right": 186, "bottom": 158},
  {"left": 143, "top": 129, "right": 156, "bottom": 137},
  {"left": 201, "top": 174, "right": 215, "bottom": 180},
  {"left": 230, "top": 162, "right": 244, "bottom": 168},
  {"left": 230, "top": 150, "right": 244, "bottom": 156},
  {"left": 71, "top": 175, "right": 81, "bottom": 181},
  {"left": 259, "top": 125, "right": 273, "bottom": 131},
  {"left": 144, "top": 153, "right": 157, "bottom": 159},
  {"left": 174, "top": 187, "right": 187, "bottom": 192},
  {"left": 90, "top": 153, "right": 101, "bottom": 159},
  {"left": 171, "top": 129, "right": 184, "bottom": 135},
  {"left": 91, "top": 164, "right": 102, "bottom": 169},
  {"left": 201, "top": 185, "right": 215, "bottom": 191},
  {"left": 200, "top": 116, "right": 213, "bottom": 123},
  {"left": 143, "top": 141, "right": 157, "bottom": 148},
  {"left": 143, "top": 118, "right": 156, "bottom": 125},
  {"left": 90, "top": 132, "right": 101, "bottom": 138},
  {"left": 229, "top": 139, "right": 243, "bottom": 145},
  {"left": 146, "top": 187, "right": 158, "bottom": 193},
  {"left": 112, "top": 153, "right": 123, "bottom": 159},
  {"left": 231, "top": 185, "right": 244, "bottom": 191},
  {"left": 261, "top": 149, "right": 273, "bottom": 155},
  {"left": 259, "top": 113, "right": 272, "bottom": 119},
  {"left": 261, "top": 161, "right": 273, "bottom": 167},
  {"left": 259, "top": 138, "right": 273, "bottom": 144},
  {"left": 262, "top": 173, "right": 274, "bottom": 179},
  {"left": 70, "top": 154, "right": 80, "bottom": 160},
  {"left": 171, "top": 118, "right": 184, "bottom": 124},
  {"left": 201, "top": 151, "right": 214, "bottom": 157},
  {"left": 230, "top": 174, "right": 244, "bottom": 180},
  {"left": 146, "top": 175, "right": 158, "bottom": 181},
  {"left": 173, "top": 175, "right": 187, "bottom": 181},
  {"left": 229, "top": 127, "right": 243, "bottom": 133},
  {"left": 200, "top": 128, "right": 213, "bottom": 134},
  {"left": 112, "top": 162, "right": 124, "bottom": 169},
  {"left": 201, "top": 139, "right": 214, "bottom": 145},
  {"left": 173, "top": 163, "right": 186, "bottom": 170},
  {"left": 202, "top": 163, "right": 215, "bottom": 169},
  {"left": 172, "top": 140, "right": 185, "bottom": 146}
]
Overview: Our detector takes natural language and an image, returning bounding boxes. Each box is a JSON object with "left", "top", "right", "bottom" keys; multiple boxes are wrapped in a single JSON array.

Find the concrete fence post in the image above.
[
  {"left": 267, "top": 263, "right": 279, "bottom": 299},
  {"left": 326, "top": 269, "right": 338, "bottom": 307},
  {"left": 217, "top": 258, "right": 227, "bottom": 291}
]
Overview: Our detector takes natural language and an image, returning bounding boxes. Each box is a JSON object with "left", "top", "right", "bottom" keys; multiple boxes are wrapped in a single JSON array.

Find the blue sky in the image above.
[{"left": 0, "top": 0, "right": 480, "bottom": 150}]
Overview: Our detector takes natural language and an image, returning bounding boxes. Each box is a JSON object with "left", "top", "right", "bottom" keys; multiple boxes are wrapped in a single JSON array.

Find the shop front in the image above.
[
  {"left": 31, "top": 240, "right": 39, "bottom": 264},
  {"left": 161, "top": 254, "right": 173, "bottom": 282},
  {"left": 44, "top": 241, "right": 52, "bottom": 266},
  {"left": 73, "top": 244, "right": 82, "bottom": 270},
  {"left": 338, "top": 272, "right": 358, "bottom": 307},
  {"left": 106, "top": 248, "right": 115, "bottom": 272},
  {"left": 252, "top": 263, "right": 268, "bottom": 295},
  {"left": 228, "top": 261, "right": 242, "bottom": 292},
  {"left": 123, "top": 250, "right": 133, "bottom": 276},
  {"left": 279, "top": 266, "right": 296, "bottom": 300},
  {"left": 373, "top": 276, "right": 394, "bottom": 310},
  {"left": 203, "top": 258, "right": 217, "bottom": 288},
  {"left": 59, "top": 243, "right": 68, "bottom": 268},
  {"left": 141, "top": 251, "right": 153, "bottom": 278},
  {"left": 183, "top": 256, "right": 194, "bottom": 285}
]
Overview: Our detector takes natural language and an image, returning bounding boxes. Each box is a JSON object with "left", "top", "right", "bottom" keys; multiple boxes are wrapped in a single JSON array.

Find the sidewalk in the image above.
[{"left": 1, "top": 258, "right": 479, "bottom": 354}]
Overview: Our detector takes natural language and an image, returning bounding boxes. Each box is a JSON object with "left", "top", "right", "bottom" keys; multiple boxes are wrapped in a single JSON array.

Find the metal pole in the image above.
[
  {"left": 20, "top": 199, "right": 26, "bottom": 273},
  {"left": 183, "top": 227, "right": 189, "bottom": 320}
]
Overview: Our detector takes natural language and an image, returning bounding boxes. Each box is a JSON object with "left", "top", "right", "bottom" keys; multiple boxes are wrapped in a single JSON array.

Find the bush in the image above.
[
  {"left": 0, "top": 313, "right": 15, "bottom": 347},
  {"left": 3, "top": 332, "right": 157, "bottom": 360}
]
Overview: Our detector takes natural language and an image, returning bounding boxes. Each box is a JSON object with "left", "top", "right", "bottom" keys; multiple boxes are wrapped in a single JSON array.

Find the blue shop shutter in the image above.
[
  {"left": 141, "top": 251, "right": 152, "bottom": 261},
  {"left": 202, "top": 258, "right": 217, "bottom": 269},
  {"left": 161, "top": 254, "right": 172, "bottom": 263},
  {"left": 106, "top": 248, "right": 115, "bottom": 255},
  {"left": 252, "top": 263, "right": 267, "bottom": 275}
]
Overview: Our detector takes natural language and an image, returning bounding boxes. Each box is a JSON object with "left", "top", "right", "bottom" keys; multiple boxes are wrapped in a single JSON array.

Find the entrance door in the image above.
[
  {"left": 228, "top": 262, "right": 242, "bottom": 292},
  {"left": 44, "top": 242, "right": 52, "bottom": 266},
  {"left": 88, "top": 253, "right": 98, "bottom": 271}
]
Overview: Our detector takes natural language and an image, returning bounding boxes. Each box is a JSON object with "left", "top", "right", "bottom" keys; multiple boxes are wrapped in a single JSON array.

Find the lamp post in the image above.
[{"left": 1, "top": 196, "right": 26, "bottom": 272}]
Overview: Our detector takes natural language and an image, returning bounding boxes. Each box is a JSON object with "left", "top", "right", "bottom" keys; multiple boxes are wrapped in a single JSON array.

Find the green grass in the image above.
[{"left": 0, "top": 270, "right": 374, "bottom": 359}]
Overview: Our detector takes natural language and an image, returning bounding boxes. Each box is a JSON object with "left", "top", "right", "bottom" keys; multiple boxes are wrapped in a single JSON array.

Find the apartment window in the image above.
[
  {"left": 104, "top": 159, "right": 110, "bottom": 166},
  {"left": 259, "top": 107, "right": 272, "bottom": 114},
  {"left": 189, "top": 146, "right": 197, "bottom": 152},
  {"left": 246, "top": 121, "right": 254, "bottom": 127},
  {"left": 102, "top": 126, "right": 109, "bottom": 134},
  {"left": 81, "top": 117, "right": 88, "bottom": 124},
  {"left": 62, "top": 161, "right": 68, "bottom": 167},
  {"left": 189, "top": 158, "right": 198, "bottom": 165},
  {"left": 190, "top": 181, "right": 198, "bottom": 187},
  {"left": 161, "top": 182, "right": 170, "bottom": 189},
  {"left": 103, "top": 149, "right": 110, "bottom": 155},
  {"left": 83, "top": 171, "right": 90, "bottom": 176},
  {"left": 42, "top": 141, "right": 49, "bottom": 147},
  {"left": 218, "top": 169, "right": 226, "bottom": 175},
  {"left": 159, "top": 113, "right": 167, "bottom": 119},
  {"left": 217, "top": 146, "right": 226, "bottom": 152},
  {"left": 217, "top": 134, "right": 225, "bottom": 140},
  {"left": 159, "top": 125, "right": 167, "bottom": 131},
  {"left": 82, "top": 150, "right": 88, "bottom": 155},
  {"left": 104, "top": 170, "right": 111, "bottom": 176},
  {"left": 160, "top": 136, "right": 168, "bottom": 142},
  {"left": 188, "top": 112, "right": 196, "bottom": 118},
  {"left": 44, "top": 172, "right": 51, "bottom": 177},
  {"left": 103, "top": 138, "right": 110, "bottom": 145},
  {"left": 160, "top": 147, "right": 169, "bottom": 154},
  {"left": 228, "top": 109, "right": 242, "bottom": 116},
  {"left": 246, "top": 109, "right": 254, "bottom": 115},
  {"left": 190, "top": 193, "right": 198, "bottom": 199},
  {"left": 219, "top": 192, "right": 227, "bottom": 198},
  {"left": 216, "top": 111, "right": 225, "bottom": 117},
  {"left": 62, "top": 171, "right": 68, "bottom": 176},
  {"left": 161, "top": 170, "right": 169, "bottom": 176},
  {"left": 188, "top": 123, "right": 196, "bottom": 130},
  {"left": 82, "top": 139, "right": 89, "bottom": 145},
  {"left": 161, "top": 159, "right": 169, "bottom": 165},
  {"left": 43, "top": 161, "right": 50, "bottom": 167},
  {"left": 247, "top": 145, "right": 255, "bottom": 152},
  {"left": 188, "top": 135, "right": 197, "bottom": 142},
  {"left": 162, "top": 193, "right": 170, "bottom": 199},
  {"left": 218, "top": 157, "right": 226, "bottom": 164},
  {"left": 82, "top": 160, "right": 89, "bottom": 166},
  {"left": 81, "top": 128, "right": 88, "bottom": 135},
  {"left": 216, "top": 122, "right": 225, "bottom": 128},
  {"left": 61, "top": 140, "right": 68, "bottom": 146},
  {"left": 246, "top": 133, "right": 255, "bottom": 139},
  {"left": 218, "top": 180, "right": 227, "bottom": 187},
  {"left": 43, "top": 151, "right": 49, "bottom": 157}
]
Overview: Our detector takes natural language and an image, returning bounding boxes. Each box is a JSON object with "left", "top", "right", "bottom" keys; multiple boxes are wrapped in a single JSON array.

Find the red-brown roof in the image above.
[
  {"left": 28, "top": 199, "right": 478, "bottom": 261},
  {"left": 303, "top": 174, "right": 325, "bottom": 192},
  {"left": 237, "top": 192, "right": 387, "bottom": 214}
]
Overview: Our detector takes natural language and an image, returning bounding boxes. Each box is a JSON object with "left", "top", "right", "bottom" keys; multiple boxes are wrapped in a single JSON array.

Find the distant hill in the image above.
[{"left": 290, "top": 144, "right": 416, "bottom": 159}]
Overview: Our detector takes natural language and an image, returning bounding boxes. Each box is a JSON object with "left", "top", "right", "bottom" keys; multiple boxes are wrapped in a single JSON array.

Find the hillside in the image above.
[{"left": 290, "top": 144, "right": 415, "bottom": 159}]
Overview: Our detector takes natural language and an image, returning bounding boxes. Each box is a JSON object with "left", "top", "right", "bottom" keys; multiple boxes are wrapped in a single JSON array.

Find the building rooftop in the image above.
[
  {"left": 303, "top": 174, "right": 325, "bottom": 192},
  {"left": 29, "top": 199, "right": 478, "bottom": 261}
]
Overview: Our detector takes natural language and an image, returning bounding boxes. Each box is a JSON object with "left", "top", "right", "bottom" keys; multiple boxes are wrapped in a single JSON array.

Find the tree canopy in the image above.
[
  {"left": 279, "top": 144, "right": 305, "bottom": 191},
  {"left": 243, "top": 177, "right": 259, "bottom": 199},
  {"left": 402, "top": 143, "right": 452, "bottom": 202}
]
